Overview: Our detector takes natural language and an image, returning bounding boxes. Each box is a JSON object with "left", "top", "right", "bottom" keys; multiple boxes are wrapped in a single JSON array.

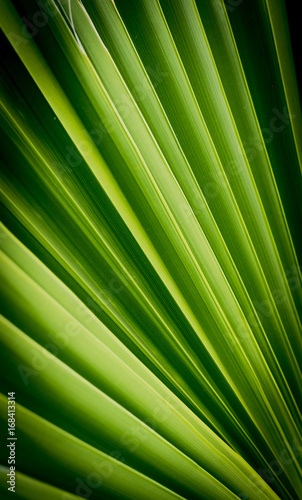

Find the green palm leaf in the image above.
[{"left": 0, "top": 0, "right": 301, "bottom": 499}]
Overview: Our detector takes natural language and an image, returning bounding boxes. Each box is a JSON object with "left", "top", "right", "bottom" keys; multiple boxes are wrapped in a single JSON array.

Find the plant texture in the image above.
[{"left": 0, "top": 0, "right": 301, "bottom": 499}]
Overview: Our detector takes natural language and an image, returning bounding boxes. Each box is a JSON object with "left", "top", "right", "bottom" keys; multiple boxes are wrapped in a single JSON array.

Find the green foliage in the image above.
[{"left": 0, "top": 0, "right": 301, "bottom": 499}]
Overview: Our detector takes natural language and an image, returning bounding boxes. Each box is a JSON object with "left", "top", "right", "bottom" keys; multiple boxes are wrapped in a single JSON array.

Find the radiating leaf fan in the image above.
[{"left": 0, "top": 1, "right": 301, "bottom": 499}]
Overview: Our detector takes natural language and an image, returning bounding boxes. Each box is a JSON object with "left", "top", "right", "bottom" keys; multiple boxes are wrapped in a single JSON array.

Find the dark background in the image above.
[{"left": 285, "top": 2, "right": 301, "bottom": 96}]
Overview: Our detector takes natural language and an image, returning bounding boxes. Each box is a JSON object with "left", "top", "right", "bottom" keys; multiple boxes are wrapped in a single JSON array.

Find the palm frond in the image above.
[{"left": 0, "top": 1, "right": 301, "bottom": 499}]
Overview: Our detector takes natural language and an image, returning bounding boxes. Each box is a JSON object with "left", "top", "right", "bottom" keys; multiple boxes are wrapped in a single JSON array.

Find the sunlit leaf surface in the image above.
[{"left": 0, "top": 1, "right": 301, "bottom": 499}]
